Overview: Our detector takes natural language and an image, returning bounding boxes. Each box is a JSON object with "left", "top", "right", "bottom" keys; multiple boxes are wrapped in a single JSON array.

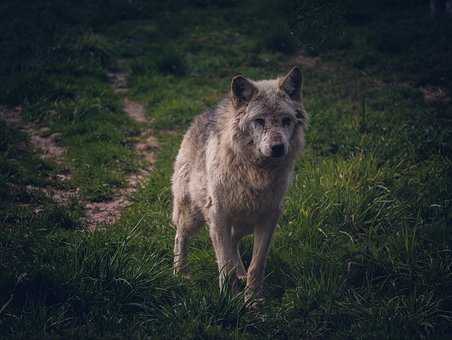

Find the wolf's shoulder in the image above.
[{"left": 186, "top": 97, "right": 229, "bottom": 145}]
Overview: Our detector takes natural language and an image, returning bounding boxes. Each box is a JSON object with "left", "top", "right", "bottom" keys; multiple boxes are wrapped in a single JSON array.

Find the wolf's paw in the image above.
[
  {"left": 180, "top": 271, "right": 192, "bottom": 280},
  {"left": 173, "top": 267, "right": 192, "bottom": 280},
  {"left": 245, "top": 296, "right": 265, "bottom": 314},
  {"left": 236, "top": 271, "right": 247, "bottom": 282},
  {"left": 244, "top": 288, "right": 265, "bottom": 312}
]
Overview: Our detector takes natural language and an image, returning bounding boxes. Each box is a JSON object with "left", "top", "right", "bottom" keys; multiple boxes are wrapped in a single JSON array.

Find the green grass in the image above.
[
  {"left": 1, "top": 1, "right": 452, "bottom": 339},
  {"left": 22, "top": 74, "right": 143, "bottom": 202}
]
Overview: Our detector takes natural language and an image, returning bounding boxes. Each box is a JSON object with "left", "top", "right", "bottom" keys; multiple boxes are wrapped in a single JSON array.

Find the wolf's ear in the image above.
[
  {"left": 231, "top": 75, "right": 257, "bottom": 107},
  {"left": 279, "top": 66, "right": 303, "bottom": 101}
]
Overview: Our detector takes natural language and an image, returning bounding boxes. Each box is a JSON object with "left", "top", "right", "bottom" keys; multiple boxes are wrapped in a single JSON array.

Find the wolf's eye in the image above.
[
  {"left": 282, "top": 117, "right": 292, "bottom": 127},
  {"left": 254, "top": 118, "right": 265, "bottom": 127}
]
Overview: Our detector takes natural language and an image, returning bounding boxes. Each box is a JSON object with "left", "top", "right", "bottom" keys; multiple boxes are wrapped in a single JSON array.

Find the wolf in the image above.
[{"left": 171, "top": 67, "right": 308, "bottom": 302}]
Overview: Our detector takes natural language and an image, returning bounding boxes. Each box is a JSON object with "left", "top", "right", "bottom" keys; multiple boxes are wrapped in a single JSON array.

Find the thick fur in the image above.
[{"left": 171, "top": 67, "right": 308, "bottom": 302}]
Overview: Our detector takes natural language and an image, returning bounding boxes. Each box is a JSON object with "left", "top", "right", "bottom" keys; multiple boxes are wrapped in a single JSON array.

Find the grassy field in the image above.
[{"left": 1, "top": 1, "right": 451, "bottom": 339}]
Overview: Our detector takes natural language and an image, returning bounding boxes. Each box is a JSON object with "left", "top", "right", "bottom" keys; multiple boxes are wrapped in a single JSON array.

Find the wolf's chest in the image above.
[{"left": 215, "top": 166, "right": 285, "bottom": 213}]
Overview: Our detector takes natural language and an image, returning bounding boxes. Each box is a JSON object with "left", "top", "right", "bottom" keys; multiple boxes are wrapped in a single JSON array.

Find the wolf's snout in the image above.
[{"left": 271, "top": 144, "right": 285, "bottom": 158}]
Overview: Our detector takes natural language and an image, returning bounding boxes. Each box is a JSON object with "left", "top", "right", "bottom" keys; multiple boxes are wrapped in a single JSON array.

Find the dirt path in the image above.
[
  {"left": 0, "top": 106, "right": 78, "bottom": 208},
  {"left": 0, "top": 106, "right": 66, "bottom": 163},
  {"left": 0, "top": 67, "right": 158, "bottom": 230},
  {"left": 84, "top": 67, "right": 158, "bottom": 230}
]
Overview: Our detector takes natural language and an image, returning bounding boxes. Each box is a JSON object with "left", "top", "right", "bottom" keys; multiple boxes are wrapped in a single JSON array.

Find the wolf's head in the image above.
[{"left": 229, "top": 67, "right": 307, "bottom": 164}]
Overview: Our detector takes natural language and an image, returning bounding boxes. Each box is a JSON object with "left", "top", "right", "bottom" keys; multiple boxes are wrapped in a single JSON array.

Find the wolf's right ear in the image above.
[{"left": 231, "top": 75, "right": 257, "bottom": 108}]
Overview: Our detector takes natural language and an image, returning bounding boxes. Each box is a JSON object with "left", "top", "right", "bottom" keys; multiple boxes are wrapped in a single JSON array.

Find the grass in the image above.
[
  {"left": 23, "top": 75, "right": 143, "bottom": 202},
  {"left": 1, "top": 0, "right": 451, "bottom": 339}
]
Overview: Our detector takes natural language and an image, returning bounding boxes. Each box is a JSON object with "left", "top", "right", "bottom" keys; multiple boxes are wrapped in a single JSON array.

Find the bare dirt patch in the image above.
[
  {"left": 123, "top": 98, "right": 147, "bottom": 123},
  {"left": 292, "top": 50, "right": 321, "bottom": 69},
  {"left": 107, "top": 69, "right": 128, "bottom": 94}
]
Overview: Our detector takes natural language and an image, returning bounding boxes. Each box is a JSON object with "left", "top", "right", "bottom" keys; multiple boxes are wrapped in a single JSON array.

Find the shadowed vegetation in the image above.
[{"left": 1, "top": 0, "right": 451, "bottom": 339}]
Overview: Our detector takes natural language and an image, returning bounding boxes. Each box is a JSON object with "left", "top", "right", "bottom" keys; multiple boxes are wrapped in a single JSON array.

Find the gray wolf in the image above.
[{"left": 171, "top": 67, "right": 308, "bottom": 303}]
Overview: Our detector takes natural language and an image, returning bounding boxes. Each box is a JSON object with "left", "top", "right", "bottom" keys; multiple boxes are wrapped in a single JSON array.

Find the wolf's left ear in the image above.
[
  {"left": 231, "top": 75, "right": 257, "bottom": 108},
  {"left": 279, "top": 66, "right": 303, "bottom": 102}
]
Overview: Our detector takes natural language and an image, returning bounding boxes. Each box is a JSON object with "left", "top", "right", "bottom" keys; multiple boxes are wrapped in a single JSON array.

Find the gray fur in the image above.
[{"left": 171, "top": 67, "right": 308, "bottom": 303}]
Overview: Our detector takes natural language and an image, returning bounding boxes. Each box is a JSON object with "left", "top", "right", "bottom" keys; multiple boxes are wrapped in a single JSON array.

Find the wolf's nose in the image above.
[{"left": 271, "top": 144, "right": 285, "bottom": 158}]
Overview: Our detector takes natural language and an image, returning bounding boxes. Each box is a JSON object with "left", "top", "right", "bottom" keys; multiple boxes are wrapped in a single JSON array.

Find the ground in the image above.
[{"left": 0, "top": 1, "right": 451, "bottom": 339}]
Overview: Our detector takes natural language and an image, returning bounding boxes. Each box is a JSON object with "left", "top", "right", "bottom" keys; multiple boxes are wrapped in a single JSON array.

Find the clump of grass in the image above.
[{"left": 155, "top": 50, "right": 187, "bottom": 76}]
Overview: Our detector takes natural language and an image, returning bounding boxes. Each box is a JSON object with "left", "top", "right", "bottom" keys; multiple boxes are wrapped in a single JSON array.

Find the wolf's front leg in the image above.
[
  {"left": 208, "top": 215, "right": 237, "bottom": 290},
  {"left": 246, "top": 220, "right": 277, "bottom": 305},
  {"left": 231, "top": 226, "right": 250, "bottom": 281}
]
